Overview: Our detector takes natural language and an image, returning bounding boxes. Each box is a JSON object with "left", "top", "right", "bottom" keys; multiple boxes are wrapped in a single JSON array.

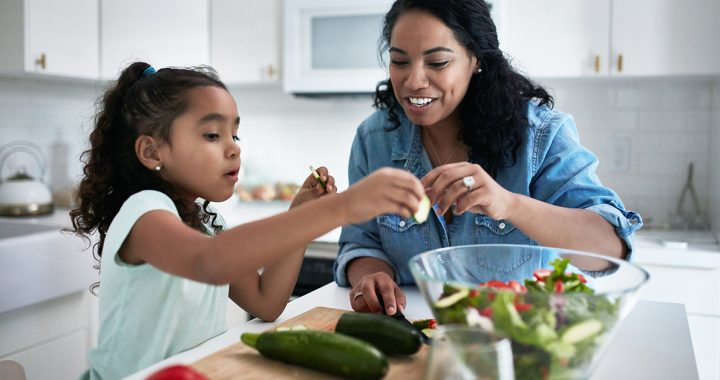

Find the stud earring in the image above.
[
  {"left": 476, "top": 68, "right": 483, "bottom": 73},
  {"left": 154, "top": 165, "right": 162, "bottom": 171}
]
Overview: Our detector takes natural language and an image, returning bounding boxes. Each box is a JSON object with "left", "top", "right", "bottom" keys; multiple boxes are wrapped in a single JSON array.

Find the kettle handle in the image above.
[{"left": 0, "top": 141, "right": 48, "bottom": 181}]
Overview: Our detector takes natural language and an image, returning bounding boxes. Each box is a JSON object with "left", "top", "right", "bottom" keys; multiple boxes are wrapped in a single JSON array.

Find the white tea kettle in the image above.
[{"left": 0, "top": 141, "right": 53, "bottom": 216}]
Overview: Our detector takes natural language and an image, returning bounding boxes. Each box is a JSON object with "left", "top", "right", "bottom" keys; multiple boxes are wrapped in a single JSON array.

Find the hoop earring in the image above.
[{"left": 155, "top": 165, "right": 162, "bottom": 171}]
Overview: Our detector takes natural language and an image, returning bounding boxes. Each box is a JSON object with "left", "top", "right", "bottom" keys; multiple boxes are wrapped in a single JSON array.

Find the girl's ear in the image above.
[{"left": 135, "top": 135, "right": 163, "bottom": 171}]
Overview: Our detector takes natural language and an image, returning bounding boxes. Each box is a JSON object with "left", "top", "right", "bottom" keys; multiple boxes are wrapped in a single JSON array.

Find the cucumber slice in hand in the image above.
[{"left": 413, "top": 195, "right": 431, "bottom": 223}]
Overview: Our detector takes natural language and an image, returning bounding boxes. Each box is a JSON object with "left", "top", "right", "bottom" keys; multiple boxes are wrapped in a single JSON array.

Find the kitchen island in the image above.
[{"left": 128, "top": 283, "right": 698, "bottom": 380}]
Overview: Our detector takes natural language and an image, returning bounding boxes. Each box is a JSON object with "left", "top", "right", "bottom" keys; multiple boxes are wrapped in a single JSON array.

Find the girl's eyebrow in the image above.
[
  {"left": 199, "top": 113, "right": 241, "bottom": 125},
  {"left": 389, "top": 46, "right": 454, "bottom": 55}
]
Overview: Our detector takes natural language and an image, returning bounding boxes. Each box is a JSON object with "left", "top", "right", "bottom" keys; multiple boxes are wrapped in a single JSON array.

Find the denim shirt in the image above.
[{"left": 334, "top": 102, "right": 643, "bottom": 287}]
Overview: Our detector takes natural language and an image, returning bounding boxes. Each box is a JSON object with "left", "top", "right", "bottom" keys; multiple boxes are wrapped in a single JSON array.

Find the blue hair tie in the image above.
[{"left": 142, "top": 66, "right": 157, "bottom": 76}]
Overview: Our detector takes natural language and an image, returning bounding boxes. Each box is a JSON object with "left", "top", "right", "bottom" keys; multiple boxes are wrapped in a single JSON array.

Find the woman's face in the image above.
[
  {"left": 157, "top": 86, "right": 241, "bottom": 204},
  {"left": 389, "top": 10, "right": 478, "bottom": 130}
]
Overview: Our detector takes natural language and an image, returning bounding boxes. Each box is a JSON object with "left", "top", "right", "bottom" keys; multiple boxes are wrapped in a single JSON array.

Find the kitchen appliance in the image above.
[
  {"left": 283, "top": 0, "right": 393, "bottom": 94},
  {"left": 0, "top": 141, "right": 53, "bottom": 216}
]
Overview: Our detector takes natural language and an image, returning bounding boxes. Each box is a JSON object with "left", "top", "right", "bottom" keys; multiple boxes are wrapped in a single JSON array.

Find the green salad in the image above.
[{"left": 433, "top": 258, "right": 619, "bottom": 380}]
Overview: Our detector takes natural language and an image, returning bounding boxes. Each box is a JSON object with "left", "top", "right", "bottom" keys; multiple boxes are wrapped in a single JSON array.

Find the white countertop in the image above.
[{"left": 127, "top": 283, "right": 698, "bottom": 380}]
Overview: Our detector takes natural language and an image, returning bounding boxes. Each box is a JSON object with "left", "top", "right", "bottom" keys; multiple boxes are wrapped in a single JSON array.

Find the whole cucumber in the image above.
[
  {"left": 335, "top": 312, "right": 422, "bottom": 355},
  {"left": 241, "top": 330, "right": 388, "bottom": 380}
]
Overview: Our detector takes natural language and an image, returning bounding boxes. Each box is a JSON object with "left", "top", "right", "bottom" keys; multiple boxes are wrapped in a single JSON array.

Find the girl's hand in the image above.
[
  {"left": 290, "top": 166, "right": 336, "bottom": 209},
  {"left": 350, "top": 272, "right": 406, "bottom": 315},
  {"left": 421, "top": 162, "right": 517, "bottom": 220},
  {"left": 341, "top": 167, "right": 425, "bottom": 224}
]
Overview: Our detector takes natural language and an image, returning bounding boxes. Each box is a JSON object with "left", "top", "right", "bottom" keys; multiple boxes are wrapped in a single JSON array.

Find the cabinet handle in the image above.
[
  {"left": 266, "top": 64, "right": 278, "bottom": 79},
  {"left": 35, "top": 53, "right": 46, "bottom": 70},
  {"left": 594, "top": 55, "right": 601, "bottom": 73},
  {"left": 616, "top": 53, "right": 623, "bottom": 73}
]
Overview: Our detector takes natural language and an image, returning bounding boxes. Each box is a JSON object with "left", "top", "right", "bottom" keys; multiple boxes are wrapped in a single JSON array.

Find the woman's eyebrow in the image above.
[{"left": 389, "top": 46, "right": 454, "bottom": 55}]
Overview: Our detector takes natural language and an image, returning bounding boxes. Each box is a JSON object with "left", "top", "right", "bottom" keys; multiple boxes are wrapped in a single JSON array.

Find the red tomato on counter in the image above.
[{"left": 146, "top": 365, "right": 208, "bottom": 380}]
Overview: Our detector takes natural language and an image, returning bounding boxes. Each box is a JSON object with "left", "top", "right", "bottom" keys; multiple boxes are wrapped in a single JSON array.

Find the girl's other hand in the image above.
[
  {"left": 290, "top": 166, "right": 336, "bottom": 208},
  {"left": 341, "top": 167, "right": 425, "bottom": 224},
  {"left": 350, "top": 272, "right": 406, "bottom": 315},
  {"left": 421, "top": 162, "right": 516, "bottom": 220}
]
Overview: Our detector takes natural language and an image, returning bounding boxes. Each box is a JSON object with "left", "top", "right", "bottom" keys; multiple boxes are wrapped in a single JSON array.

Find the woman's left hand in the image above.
[
  {"left": 421, "top": 162, "right": 517, "bottom": 220},
  {"left": 290, "top": 166, "right": 336, "bottom": 208}
]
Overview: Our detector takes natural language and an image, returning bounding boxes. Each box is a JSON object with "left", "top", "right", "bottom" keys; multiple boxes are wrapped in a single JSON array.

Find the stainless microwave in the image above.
[{"left": 283, "top": 0, "right": 394, "bottom": 94}]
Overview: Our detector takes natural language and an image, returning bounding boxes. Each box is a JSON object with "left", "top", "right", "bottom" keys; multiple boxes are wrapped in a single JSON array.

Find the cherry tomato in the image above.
[{"left": 533, "top": 269, "right": 552, "bottom": 281}]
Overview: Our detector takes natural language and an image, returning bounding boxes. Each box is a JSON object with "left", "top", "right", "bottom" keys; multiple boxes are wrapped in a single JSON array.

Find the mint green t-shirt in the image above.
[{"left": 88, "top": 190, "right": 229, "bottom": 380}]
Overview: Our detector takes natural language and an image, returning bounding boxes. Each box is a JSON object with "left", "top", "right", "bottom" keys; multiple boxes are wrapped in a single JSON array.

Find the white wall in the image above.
[{"left": 0, "top": 76, "right": 716, "bottom": 230}]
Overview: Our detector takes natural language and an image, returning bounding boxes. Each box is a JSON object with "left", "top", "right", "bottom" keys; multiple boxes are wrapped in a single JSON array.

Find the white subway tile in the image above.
[
  {"left": 662, "top": 84, "right": 712, "bottom": 109},
  {"left": 591, "top": 110, "right": 637, "bottom": 131},
  {"left": 616, "top": 87, "right": 662, "bottom": 109},
  {"left": 638, "top": 110, "right": 684, "bottom": 132},
  {"left": 685, "top": 110, "right": 712, "bottom": 132}
]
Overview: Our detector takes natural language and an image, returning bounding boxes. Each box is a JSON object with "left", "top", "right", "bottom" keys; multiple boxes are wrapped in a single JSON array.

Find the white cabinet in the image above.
[
  {"left": 0, "top": 0, "right": 99, "bottom": 79},
  {"left": 501, "top": 0, "right": 720, "bottom": 78},
  {"left": 611, "top": 0, "right": 720, "bottom": 76},
  {"left": 633, "top": 241, "right": 720, "bottom": 380},
  {"left": 211, "top": 0, "right": 280, "bottom": 84},
  {"left": 0, "top": 292, "right": 93, "bottom": 380},
  {"left": 100, "top": 0, "right": 209, "bottom": 79},
  {"left": 502, "top": 0, "right": 610, "bottom": 77}
]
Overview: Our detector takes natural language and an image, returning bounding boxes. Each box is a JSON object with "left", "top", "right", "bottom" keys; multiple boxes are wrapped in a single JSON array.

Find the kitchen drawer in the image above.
[
  {"left": 2, "top": 328, "right": 88, "bottom": 380},
  {"left": 687, "top": 315, "right": 720, "bottom": 380},
  {"left": 639, "top": 264, "right": 720, "bottom": 316}
]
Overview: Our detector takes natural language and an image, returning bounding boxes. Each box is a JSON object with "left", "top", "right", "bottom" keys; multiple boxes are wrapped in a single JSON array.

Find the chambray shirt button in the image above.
[
  {"left": 399, "top": 220, "right": 406, "bottom": 227},
  {"left": 499, "top": 223, "right": 506, "bottom": 229}
]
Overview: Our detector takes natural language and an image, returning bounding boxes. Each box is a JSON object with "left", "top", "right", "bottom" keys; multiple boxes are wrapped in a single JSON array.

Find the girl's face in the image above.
[
  {"left": 157, "top": 86, "right": 241, "bottom": 204},
  {"left": 388, "top": 10, "right": 478, "bottom": 130}
]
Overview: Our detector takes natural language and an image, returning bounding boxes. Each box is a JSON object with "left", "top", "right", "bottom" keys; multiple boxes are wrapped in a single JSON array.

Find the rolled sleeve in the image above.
[
  {"left": 333, "top": 241, "right": 400, "bottom": 287},
  {"left": 586, "top": 202, "right": 643, "bottom": 261}
]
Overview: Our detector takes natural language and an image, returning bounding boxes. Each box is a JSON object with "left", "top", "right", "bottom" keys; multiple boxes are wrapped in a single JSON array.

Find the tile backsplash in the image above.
[{"left": 0, "top": 75, "right": 717, "bottom": 230}]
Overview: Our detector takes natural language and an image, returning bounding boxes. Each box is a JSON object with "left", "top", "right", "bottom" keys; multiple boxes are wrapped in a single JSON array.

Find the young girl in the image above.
[{"left": 70, "top": 62, "right": 426, "bottom": 379}]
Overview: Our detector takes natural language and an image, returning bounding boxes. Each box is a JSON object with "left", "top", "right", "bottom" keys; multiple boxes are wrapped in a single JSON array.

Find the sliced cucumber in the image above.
[
  {"left": 309, "top": 165, "right": 326, "bottom": 189},
  {"left": 434, "top": 288, "right": 469, "bottom": 308},
  {"left": 413, "top": 195, "right": 431, "bottom": 223},
  {"left": 561, "top": 319, "right": 603, "bottom": 344}
]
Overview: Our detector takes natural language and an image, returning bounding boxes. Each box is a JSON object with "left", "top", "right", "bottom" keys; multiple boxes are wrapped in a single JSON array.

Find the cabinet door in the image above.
[
  {"left": 501, "top": 0, "right": 610, "bottom": 77},
  {"left": 3, "top": 329, "right": 88, "bottom": 380},
  {"left": 211, "top": 0, "right": 280, "bottom": 84},
  {"left": 100, "top": 0, "right": 209, "bottom": 79},
  {"left": 612, "top": 0, "right": 720, "bottom": 76},
  {"left": 27, "top": 0, "right": 99, "bottom": 78}
]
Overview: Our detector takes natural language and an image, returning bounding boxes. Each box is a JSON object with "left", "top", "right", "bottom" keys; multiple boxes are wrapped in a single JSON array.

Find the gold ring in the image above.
[{"left": 353, "top": 291, "right": 363, "bottom": 301}]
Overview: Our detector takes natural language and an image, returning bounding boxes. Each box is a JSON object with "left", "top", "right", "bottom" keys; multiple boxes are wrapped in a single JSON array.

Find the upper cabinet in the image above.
[
  {"left": 211, "top": 0, "right": 280, "bottom": 84},
  {"left": 100, "top": 0, "right": 209, "bottom": 80},
  {"left": 501, "top": 0, "right": 720, "bottom": 78},
  {"left": 611, "top": 0, "right": 720, "bottom": 76},
  {"left": 0, "top": 0, "right": 99, "bottom": 79}
]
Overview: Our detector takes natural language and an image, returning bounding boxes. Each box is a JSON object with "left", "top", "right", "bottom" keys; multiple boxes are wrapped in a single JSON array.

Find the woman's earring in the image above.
[
  {"left": 476, "top": 68, "right": 483, "bottom": 73},
  {"left": 155, "top": 165, "right": 162, "bottom": 171}
]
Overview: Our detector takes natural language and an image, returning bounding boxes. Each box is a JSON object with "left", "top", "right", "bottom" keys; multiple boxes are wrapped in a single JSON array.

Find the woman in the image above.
[{"left": 334, "top": 0, "right": 643, "bottom": 316}]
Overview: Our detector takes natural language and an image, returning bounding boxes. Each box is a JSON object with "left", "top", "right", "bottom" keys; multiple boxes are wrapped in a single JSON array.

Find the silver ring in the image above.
[
  {"left": 462, "top": 175, "right": 475, "bottom": 191},
  {"left": 353, "top": 291, "right": 363, "bottom": 301}
]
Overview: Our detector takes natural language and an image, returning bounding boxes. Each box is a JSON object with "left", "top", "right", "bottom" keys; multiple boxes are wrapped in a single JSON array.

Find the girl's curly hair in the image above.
[
  {"left": 374, "top": 0, "right": 553, "bottom": 178},
  {"left": 69, "top": 62, "right": 226, "bottom": 292}
]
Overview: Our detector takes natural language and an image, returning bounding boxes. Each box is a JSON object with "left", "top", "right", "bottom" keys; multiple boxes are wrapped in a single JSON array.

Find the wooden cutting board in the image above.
[{"left": 191, "top": 306, "right": 430, "bottom": 379}]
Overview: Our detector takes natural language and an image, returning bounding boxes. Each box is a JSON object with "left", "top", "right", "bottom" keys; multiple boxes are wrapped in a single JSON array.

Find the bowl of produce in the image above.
[{"left": 409, "top": 244, "right": 649, "bottom": 380}]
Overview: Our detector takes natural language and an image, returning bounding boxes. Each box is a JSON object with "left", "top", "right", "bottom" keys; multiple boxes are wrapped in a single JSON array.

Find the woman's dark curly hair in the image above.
[
  {"left": 69, "top": 62, "right": 226, "bottom": 292},
  {"left": 374, "top": 0, "right": 553, "bottom": 177}
]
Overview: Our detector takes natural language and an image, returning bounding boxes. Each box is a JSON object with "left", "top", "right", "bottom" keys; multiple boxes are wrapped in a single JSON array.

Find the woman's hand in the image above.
[
  {"left": 341, "top": 167, "right": 425, "bottom": 224},
  {"left": 290, "top": 166, "right": 336, "bottom": 209},
  {"left": 350, "top": 271, "right": 406, "bottom": 315},
  {"left": 421, "top": 162, "right": 517, "bottom": 220}
]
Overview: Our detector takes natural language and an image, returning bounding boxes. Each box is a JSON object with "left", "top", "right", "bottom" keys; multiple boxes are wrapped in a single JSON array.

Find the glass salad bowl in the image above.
[{"left": 409, "top": 244, "right": 649, "bottom": 380}]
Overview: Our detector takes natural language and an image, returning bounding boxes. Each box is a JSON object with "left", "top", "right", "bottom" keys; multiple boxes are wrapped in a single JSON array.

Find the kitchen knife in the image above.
[{"left": 377, "top": 295, "right": 431, "bottom": 344}]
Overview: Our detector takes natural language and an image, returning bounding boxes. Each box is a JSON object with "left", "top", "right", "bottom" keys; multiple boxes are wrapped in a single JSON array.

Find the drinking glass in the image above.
[{"left": 424, "top": 325, "right": 514, "bottom": 380}]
